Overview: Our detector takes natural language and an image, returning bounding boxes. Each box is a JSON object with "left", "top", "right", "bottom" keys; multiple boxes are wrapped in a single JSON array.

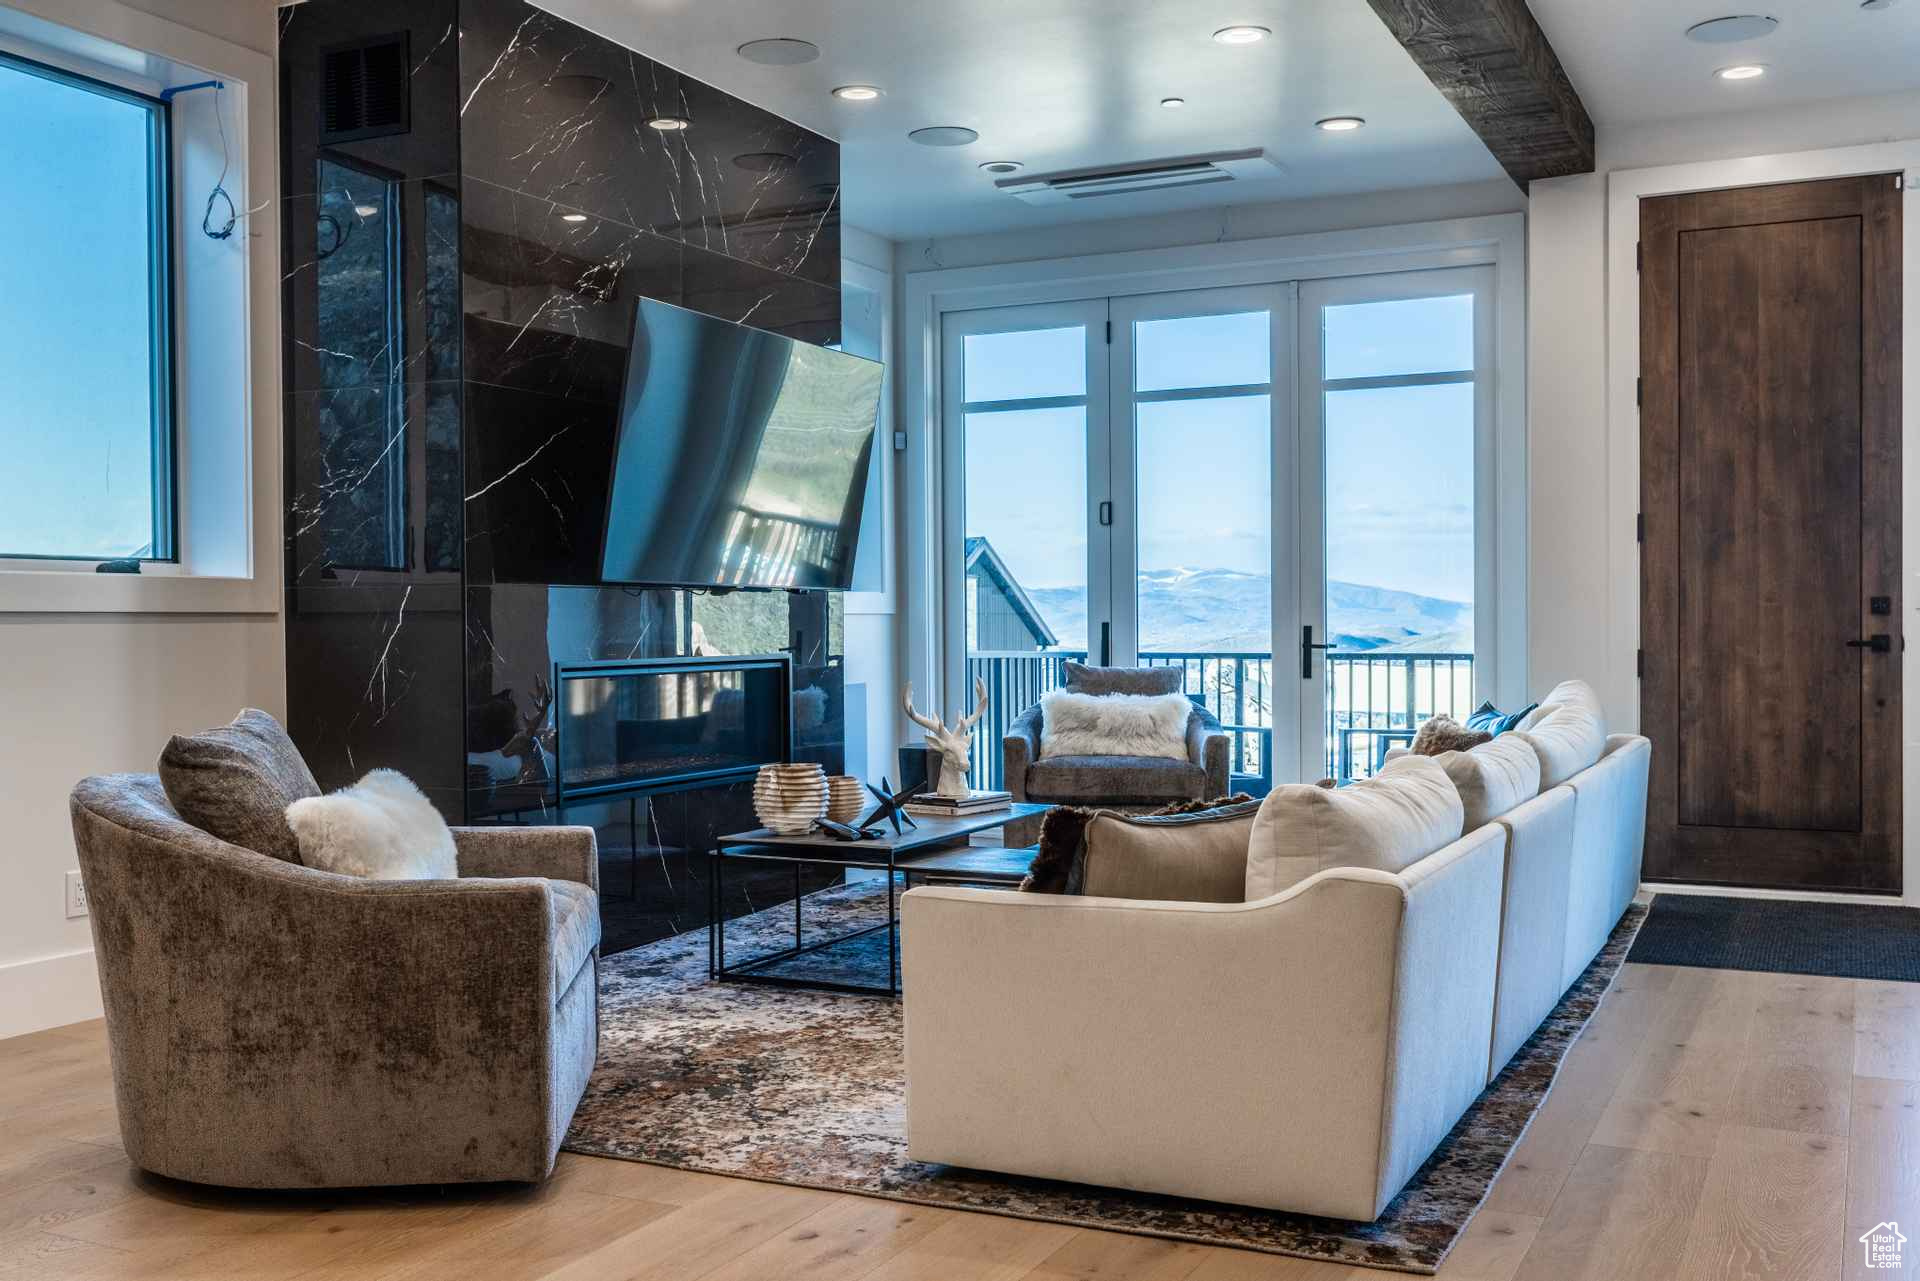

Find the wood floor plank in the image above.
[
  {"left": 697, "top": 1195, "right": 955, "bottom": 1281},
  {"left": 535, "top": 1178, "right": 836, "bottom": 1281},
  {"left": 1510, "top": 1145, "right": 1709, "bottom": 1281},
  {"left": 1435, "top": 1210, "right": 1545, "bottom": 1281},
  {"left": 1673, "top": 1124, "right": 1847, "bottom": 1281},
  {"left": 1728, "top": 975, "right": 1854, "bottom": 1138},
  {"left": 1022, "top": 1229, "right": 1212, "bottom": 1281},
  {"left": 848, "top": 1212, "right": 1078, "bottom": 1281},
  {"left": 0, "top": 1229, "right": 132, "bottom": 1281},
  {"left": 1845, "top": 1077, "right": 1920, "bottom": 1281},
  {"left": 1856, "top": 982, "right": 1920, "bottom": 1081},
  {"left": 1146, "top": 1245, "right": 1351, "bottom": 1280}
]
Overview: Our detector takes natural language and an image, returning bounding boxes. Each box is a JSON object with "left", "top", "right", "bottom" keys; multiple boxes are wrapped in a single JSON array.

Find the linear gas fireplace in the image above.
[{"left": 553, "top": 655, "right": 792, "bottom": 803}]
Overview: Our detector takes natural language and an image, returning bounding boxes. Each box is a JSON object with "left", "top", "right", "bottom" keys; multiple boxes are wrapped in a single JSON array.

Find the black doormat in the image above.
[{"left": 1628, "top": 892, "right": 1920, "bottom": 982}]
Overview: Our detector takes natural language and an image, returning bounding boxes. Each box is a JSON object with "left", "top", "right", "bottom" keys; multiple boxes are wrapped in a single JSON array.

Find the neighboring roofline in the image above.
[{"left": 963, "top": 536, "right": 1059, "bottom": 647}]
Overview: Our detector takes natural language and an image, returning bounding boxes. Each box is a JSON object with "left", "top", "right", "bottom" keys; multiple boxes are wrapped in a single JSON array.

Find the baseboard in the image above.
[
  {"left": 0, "top": 949, "right": 102, "bottom": 1041},
  {"left": 1641, "top": 881, "right": 1912, "bottom": 909}
]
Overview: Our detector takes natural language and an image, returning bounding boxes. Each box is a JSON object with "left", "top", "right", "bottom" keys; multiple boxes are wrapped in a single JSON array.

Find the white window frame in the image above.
[
  {"left": 900, "top": 214, "right": 1528, "bottom": 752},
  {"left": 0, "top": 0, "right": 278, "bottom": 613}
]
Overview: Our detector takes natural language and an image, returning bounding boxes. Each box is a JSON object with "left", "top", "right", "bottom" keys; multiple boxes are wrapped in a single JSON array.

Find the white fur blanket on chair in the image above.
[{"left": 1039, "top": 690, "right": 1193, "bottom": 761}]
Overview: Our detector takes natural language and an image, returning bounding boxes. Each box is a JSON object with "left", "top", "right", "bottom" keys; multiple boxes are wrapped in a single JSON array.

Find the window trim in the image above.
[{"left": 0, "top": 47, "right": 177, "bottom": 565}]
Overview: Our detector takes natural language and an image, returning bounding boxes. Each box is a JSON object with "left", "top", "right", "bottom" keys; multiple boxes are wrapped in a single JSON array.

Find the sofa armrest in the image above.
[
  {"left": 452, "top": 825, "right": 598, "bottom": 892},
  {"left": 1003, "top": 704, "right": 1043, "bottom": 801},
  {"left": 1186, "top": 711, "right": 1231, "bottom": 796}
]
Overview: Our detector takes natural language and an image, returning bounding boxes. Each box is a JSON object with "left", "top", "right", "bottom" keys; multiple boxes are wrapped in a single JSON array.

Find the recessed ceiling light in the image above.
[
  {"left": 559, "top": 212, "right": 588, "bottom": 222},
  {"left": 736, "top": 38, "right": 819, "bottom": 66},
  {"left": 352, "top": 203, "right": 379, "bottom": 217},
  {"left": 978, "top": 160, "right": 1023, "bottom": 174},
  {"left": 908, "top": 125, "right": 979, "bottom": 147},
  {"left": 1212, "top": 24, "right": 1270, "bottom": 44},
  {"left": 832, "top": 84, "right": 883, "bottom": 101},
  {"left": 1160, "top": 96, "right": 1186, "bottom": 108},
  {"left": 1684, "top": 14, "right": 1779, "bottom": 42},
  {"left": 1316, "top": 116, "right": 1366, "bottom": 132},
  {"left": 1715, "top": 63, "right": 1767, "bottom": 80},
  {"left": 646, "top": 114, "right": 691, "bottom": 131}
]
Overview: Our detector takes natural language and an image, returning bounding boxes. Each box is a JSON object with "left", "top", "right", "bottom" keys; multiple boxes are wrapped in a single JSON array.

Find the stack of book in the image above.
[{"left": 904, "top": 789, "right": 1012, "bottom": 818}]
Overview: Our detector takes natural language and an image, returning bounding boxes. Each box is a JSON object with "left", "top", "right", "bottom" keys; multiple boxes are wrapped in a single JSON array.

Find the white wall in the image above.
[
  {"left": 1528, "top": 91, "right": 1920, "bottom": 730},
  {"left": 0, "top": 0, "right": 283, "bottom": 1040},
  {"left": 842, "top": 225, "right": 903, "bottom": 781}
]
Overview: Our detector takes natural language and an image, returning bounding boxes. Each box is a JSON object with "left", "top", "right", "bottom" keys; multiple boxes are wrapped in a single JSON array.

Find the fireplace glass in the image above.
[{"left": 555, "top": 657, "right": 790, "bottom": 800}]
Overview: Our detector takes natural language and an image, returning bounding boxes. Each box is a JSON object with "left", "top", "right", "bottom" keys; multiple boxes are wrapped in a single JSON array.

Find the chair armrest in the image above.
[
  {"left": 452, "top": 825, "right": 598, "bottom": 892},
  {"left": 1186, "top": 711, "right": 1231, "bottom": 796},
  {"left": 1003, "top": 704, "right": 1043, "bottom": 800}
]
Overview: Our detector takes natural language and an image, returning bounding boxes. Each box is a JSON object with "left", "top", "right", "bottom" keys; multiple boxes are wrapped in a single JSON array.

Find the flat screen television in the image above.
[{"left": 600, "top": 296, "right": 885, "bottom": 590}]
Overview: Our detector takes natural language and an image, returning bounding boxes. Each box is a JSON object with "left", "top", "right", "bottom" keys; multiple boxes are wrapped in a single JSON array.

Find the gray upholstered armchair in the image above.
[
  {"left": 69, "top": 774, "right": 600, "bottom": 1188},
  {"left": 1003, "top": 663, "right": 1232, "bottom": 843}
]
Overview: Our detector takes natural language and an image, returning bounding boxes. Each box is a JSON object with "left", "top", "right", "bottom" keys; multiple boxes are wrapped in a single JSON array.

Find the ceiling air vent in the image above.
[
  {"left": 995, "top": 149, "right": 1282, "bottom": 206},
  {"left": 320, "top": 33, "right": 411, "bottom": 144}
]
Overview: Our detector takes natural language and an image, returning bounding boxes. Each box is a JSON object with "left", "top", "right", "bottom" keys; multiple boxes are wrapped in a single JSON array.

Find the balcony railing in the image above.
[{"left": 965, "top": 648, "right": 1475, "bottom": 792}]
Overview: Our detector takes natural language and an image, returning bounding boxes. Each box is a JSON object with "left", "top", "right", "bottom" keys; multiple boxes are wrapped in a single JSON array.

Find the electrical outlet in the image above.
[{"left": 65, "top": 870, "right": 88, "bottom": 919}]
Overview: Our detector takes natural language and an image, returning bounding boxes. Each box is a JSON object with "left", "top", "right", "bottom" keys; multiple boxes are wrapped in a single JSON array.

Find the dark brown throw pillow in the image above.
[
  {"left": 1021, "top": 793, "right": 1255, "bottom": 893},
  {"left": 1410, "top": 715, "right": 1491, "bottom": 757},
  {"left": 1062, "top": 661, "right": 1183, "bottom": 697},
  {"left": 158, "top": 709, "right": 320, "bottom": 864}
]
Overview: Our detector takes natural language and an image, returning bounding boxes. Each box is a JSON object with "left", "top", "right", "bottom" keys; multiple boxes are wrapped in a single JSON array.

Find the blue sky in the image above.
[
  {"left": 0, "top": 59, "right": 159, "bottom": 559},
  {"left": 963, "top": 297, "right": 1477, "bottom": 616}
]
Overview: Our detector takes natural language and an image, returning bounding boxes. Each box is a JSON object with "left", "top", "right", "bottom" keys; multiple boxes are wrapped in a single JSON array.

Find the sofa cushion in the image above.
[
  {"left": 1539, "top": 678, "right": 1606, "bottom": 726},
  {"left": 1024, "top": 754, "right": 1207, "bottom": 804},
  {"left": 1245, "top": 754, "right": 1464, "bottom": 899},
  {"left": 1078, "top": 803, "right": 1258, "bottom": 902},
  {"left": 1436, "top": 736, "right": 1541, "bottom": 829},
  {"left": 158, "top": 708, "right": 320, "bottom": 864},
  {"left": 284, "top": 769, "right": 458, "bottom": 880},
  {"left": 1064, "top": 661, "right": 1183, "bottom": 696},
  {"left": 1511, "top": 703, "right": 1607, "bottom": 789},
  {"left": 548, "top": 881, "right": 601, "bottom": 1002},
  {"left": 1040, "top": 689, "right": 1192, "bottom": 762}
]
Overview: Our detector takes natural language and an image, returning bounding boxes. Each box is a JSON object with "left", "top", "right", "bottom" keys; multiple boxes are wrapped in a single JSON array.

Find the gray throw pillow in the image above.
[
  {"left": 1063, "top": 661, "right": 1182, "bottom": 697},
  {"left": 158, "top": 709, "right": 320, "bottom": 864}
]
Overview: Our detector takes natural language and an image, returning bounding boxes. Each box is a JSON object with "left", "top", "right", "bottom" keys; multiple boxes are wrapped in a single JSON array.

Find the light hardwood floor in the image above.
[{"left": 2, "top": 962, "right": 1916, "bottom": 1280}]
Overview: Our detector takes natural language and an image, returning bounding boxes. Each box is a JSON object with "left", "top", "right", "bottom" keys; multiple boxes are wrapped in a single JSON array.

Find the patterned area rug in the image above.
[{"left": 566, "top": 882, "right": 1648, "bottom": 1274}]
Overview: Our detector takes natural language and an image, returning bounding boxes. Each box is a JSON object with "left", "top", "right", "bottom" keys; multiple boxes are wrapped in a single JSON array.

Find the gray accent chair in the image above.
[
  {"left": 1004, "top": 662, "right": 1232, "bottom": 844},
  {"left": 69, "top": 773, "right": 600, "bottom": 1189}
]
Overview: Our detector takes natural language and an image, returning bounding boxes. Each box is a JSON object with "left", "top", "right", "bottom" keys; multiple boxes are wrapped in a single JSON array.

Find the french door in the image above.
[{"left": 943, "top": 268, "right": 1493, "bottom": 790}]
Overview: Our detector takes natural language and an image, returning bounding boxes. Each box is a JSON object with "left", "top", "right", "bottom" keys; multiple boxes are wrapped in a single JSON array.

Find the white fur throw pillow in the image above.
[
  {"left": 284, "top": 769, "right": 458, "bottom": 880},
  {"left": 1039, "top": 690, "right": 1192, "bottom": 761}
]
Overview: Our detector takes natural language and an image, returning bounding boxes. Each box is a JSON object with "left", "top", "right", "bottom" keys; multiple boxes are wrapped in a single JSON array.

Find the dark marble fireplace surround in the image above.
[{"left": 279, "top": 0, "right": 848, "bottom": 952}]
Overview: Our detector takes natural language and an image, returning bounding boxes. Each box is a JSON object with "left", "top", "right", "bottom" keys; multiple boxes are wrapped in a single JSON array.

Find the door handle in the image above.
[
  {"left": 1846, "top": 635, "right": 1893, "bottom": 653},
  {"left": 1301, "top": 624, "right": 1333, "bottom": 679}
]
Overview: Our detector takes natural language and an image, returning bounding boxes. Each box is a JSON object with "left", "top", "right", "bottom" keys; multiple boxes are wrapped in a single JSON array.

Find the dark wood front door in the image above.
[{"left": 1641, "top": 174, "right": 1903, "bottom": 893}]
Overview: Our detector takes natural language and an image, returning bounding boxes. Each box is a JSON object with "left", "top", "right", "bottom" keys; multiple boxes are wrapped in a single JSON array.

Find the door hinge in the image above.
[
  {"left": 1637, "top": 648, "right": 1645, "bottom": 678},
  {"left": 1636, "top": 512, "right": 1645, "bottom": 543},
  {"left": 1636, "top": 241, "right": 1642, "bottom": 271},
  {"left": 1636, "top": 376, "right": 1643, "bottom": 408},
  {"left": 1104, "top": 320, "right": 1112, "bottom": 344}
]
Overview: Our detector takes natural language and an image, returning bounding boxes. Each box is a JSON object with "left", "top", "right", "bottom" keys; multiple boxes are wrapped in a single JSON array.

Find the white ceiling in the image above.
[
  {"left": 1530, "top": 0, "right": 1920, "bottom": 129},
  {"left": 536, "top": 0, "right": 1509, "bottom": 241}
]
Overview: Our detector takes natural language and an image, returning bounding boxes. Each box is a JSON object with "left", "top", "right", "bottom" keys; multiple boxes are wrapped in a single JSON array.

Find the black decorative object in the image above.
[
  {"left": 859, "top": 776, "right": 922, "bottom": 836},
  {"left": 897, "top": 746, "right": 939, "bottom": 796}
]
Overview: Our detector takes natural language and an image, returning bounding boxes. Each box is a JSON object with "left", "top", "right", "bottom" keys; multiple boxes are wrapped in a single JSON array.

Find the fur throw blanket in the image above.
[
  {"left": 1039, "top": 689, "right": 1193, "bottom": 761},
  {"left": 1022, "top": 793, "right": 1256, "bottom": 894},
  {"left": 1410, "top": 714, "right": 1491, "bottom": 756}
]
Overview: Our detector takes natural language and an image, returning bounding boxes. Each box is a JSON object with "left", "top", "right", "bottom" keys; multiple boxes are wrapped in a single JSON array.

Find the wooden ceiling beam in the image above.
[{"left": 1362, "top": 0, "right": 1595, "bottom": 185}]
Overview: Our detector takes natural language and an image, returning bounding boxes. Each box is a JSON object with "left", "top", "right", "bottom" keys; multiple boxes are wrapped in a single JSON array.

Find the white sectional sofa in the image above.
[{"left": 901, "top": 679, "right": 1650, "bottom": 1222}]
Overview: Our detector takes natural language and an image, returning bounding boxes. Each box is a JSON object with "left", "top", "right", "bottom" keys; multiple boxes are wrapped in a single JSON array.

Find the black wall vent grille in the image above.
[{"left": 320, "top": 33, "right": 410, "bottom": 144}]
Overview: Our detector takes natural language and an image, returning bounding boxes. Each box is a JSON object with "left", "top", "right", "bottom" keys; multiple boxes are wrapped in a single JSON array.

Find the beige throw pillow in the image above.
[
  {"left": 1078, "top": 805, "right": 1257, "bottom": 903},
  {"left": 1435, "top": 735, "right": 1541, "bottom": 829},
  {"left": 1510, "top": 703, "right": 1607, "bottom": 789},
  {"left": 1244, "top": 754, "right": 1465, "bottom": 900}
]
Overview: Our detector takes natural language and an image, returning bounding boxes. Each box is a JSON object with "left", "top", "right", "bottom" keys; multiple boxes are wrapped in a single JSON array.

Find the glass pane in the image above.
[
  {"left": 1135, "top": 310, "right": 1269, "bottom": 392},
  {"left": 962, "top": 326, "right": 1085, "bottom": 402},
  {"left": 964, "top": 402, "right": 1086, "bottom": 789},
  {"left": 1135, "top": 394, "right": 1272, "bottom": 788},
  {"left": 1321, "top": 382, "right": 1476, "bottom": 781},
  {"left": 1323, "top": 294, "right": 1473, "bottom": 381},
  {"left": 0, "top": 59, "right": 160, "bottom": 558}
]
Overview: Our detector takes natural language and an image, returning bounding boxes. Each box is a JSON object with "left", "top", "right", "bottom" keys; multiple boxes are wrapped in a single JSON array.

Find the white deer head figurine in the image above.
[{"left": 902, "top": 678, "right": 990, "bottom": 799}]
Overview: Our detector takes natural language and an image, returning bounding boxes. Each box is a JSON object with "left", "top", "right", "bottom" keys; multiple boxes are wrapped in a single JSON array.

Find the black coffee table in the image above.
[{"left": 707, "top": 804, "right": 1048, "bottom": 997}]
